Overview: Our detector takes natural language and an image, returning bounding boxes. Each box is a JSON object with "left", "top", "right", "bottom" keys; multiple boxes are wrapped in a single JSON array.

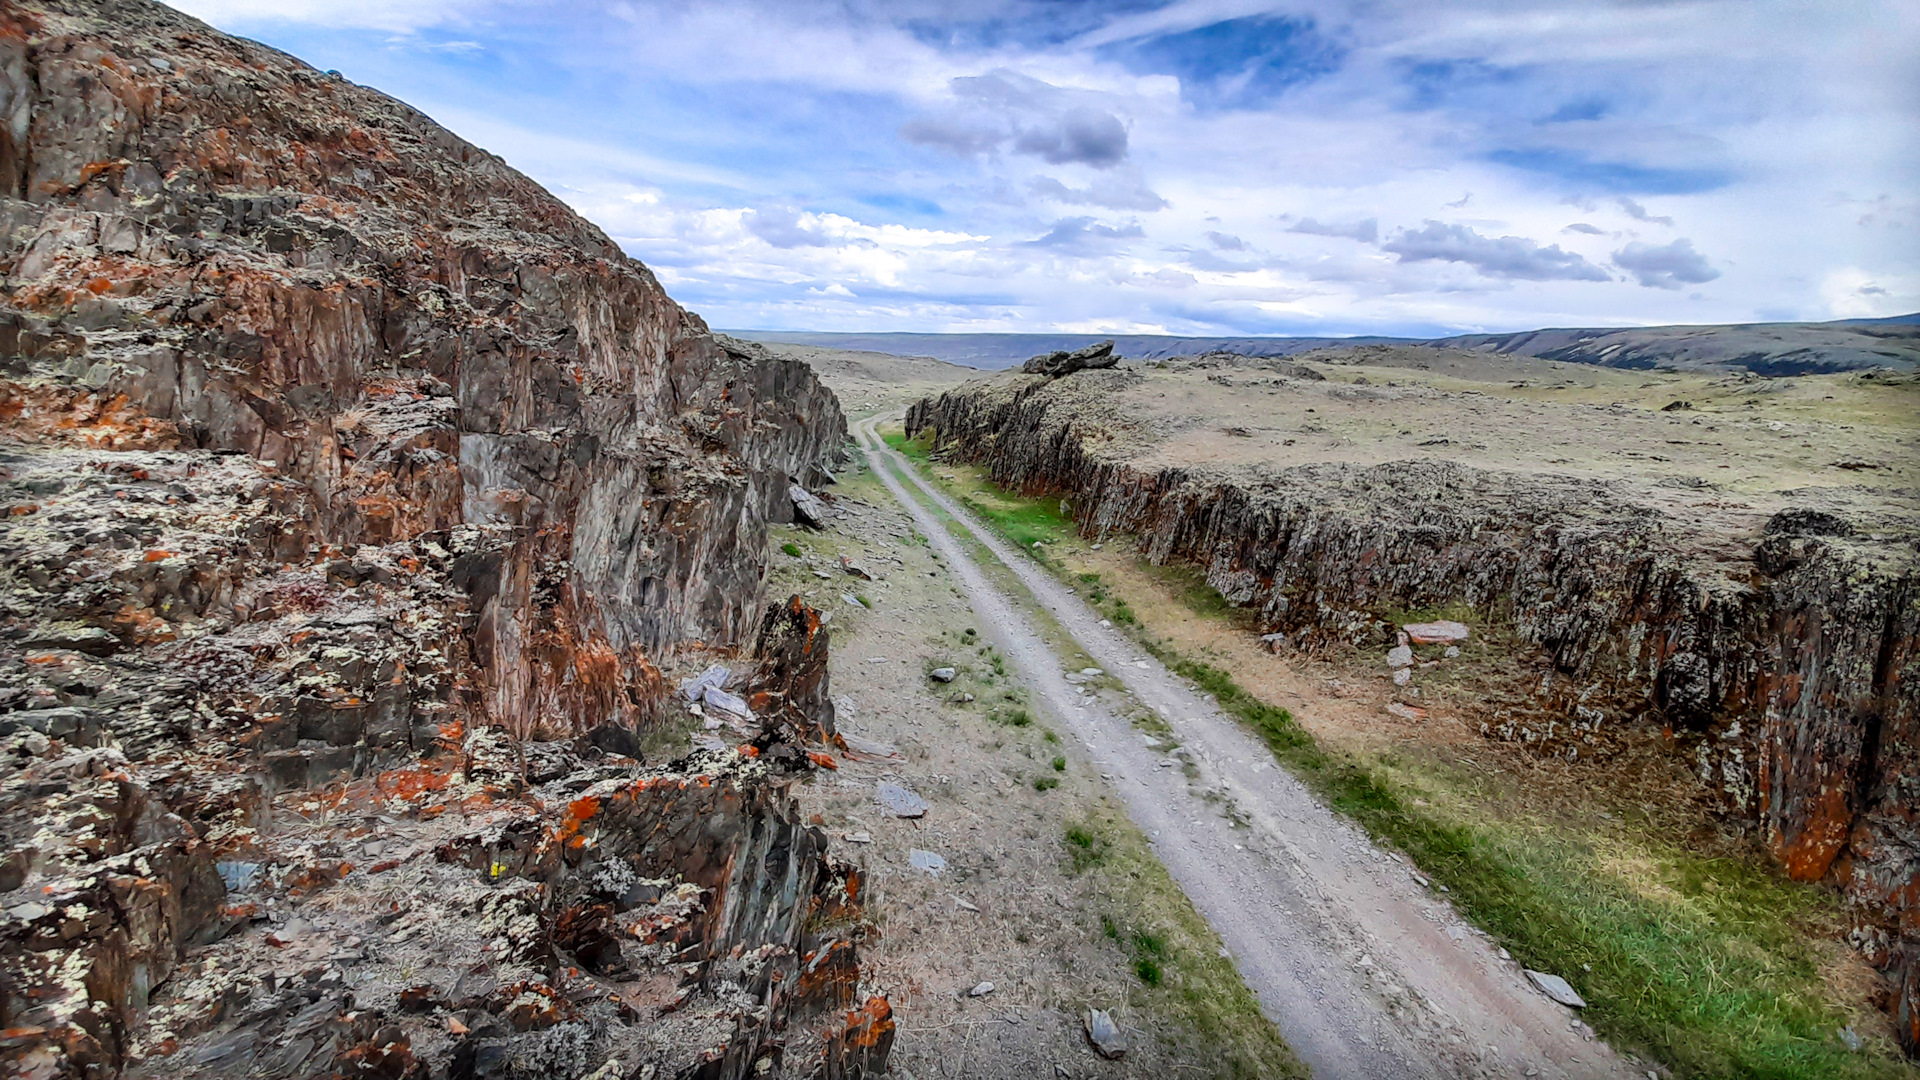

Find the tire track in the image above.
[{"left": 853, "top": 414, "right": 1637, "bottom": 1080}]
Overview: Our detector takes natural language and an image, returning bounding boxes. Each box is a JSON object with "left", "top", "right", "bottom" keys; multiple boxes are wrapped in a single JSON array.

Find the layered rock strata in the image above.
[
  {"left": 0, "top": 0, "right": 879, "bottom": 1075},
  {"left": 909, "top": 364, "right": 1920, "bottom": 1051}
]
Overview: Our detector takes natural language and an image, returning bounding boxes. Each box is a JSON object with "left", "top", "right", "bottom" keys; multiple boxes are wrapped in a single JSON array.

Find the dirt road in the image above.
[{"left": 853, "top": 415, "right": 1640, "bottom": 1080}]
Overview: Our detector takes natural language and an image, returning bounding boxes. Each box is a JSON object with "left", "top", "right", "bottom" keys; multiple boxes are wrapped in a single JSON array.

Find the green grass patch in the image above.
[
  {"left": 1065, "top": 824, "right": 1111, "bottom": 873},
  {"left": 780, "top": 541, "right": 802, "bottom": 558},
  {"left": 1033, "top": 775, "right": 1059, "bottom": 791},
  {"left": 992, "top": 707, "right": 1033, "bottom": 728},
  {"left": 1064, "top": 816, "right": 1307, "bottom": 1078},
  {"left": 885, "top": 427, "right": 1075, "bottom": 557},
  {"left": 1052, "top": 755, "right": 1068, "bottom": 772},
  {"left": 1153, "top": 649, "right": 1906, "bottom": 1078}
]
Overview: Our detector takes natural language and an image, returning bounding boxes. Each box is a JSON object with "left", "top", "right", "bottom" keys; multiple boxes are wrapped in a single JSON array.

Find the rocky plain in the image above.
[{"left": 907, "top": 340, "right": 1920, "bottom": 1062}]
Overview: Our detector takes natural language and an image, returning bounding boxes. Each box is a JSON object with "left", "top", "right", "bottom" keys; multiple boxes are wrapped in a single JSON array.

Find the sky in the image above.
[{"left": 169, "top": 0, "right": 1920, "bottom": 338}]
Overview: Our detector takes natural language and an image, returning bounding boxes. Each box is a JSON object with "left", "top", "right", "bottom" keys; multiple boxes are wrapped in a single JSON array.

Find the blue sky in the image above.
[{"left": 171, "top": 0, "right": 1919, "bottom": 336}]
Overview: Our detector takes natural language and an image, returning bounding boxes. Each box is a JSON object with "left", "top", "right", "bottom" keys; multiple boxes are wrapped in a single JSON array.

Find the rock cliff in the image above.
[
  {"left": 908, "top": 363, "right": 1920, "bottom": 1052},
  {"left": 0, "top": 0, "right": 845, "bottom": 737},
  {"left": 0, "top": 0, "right": 878, "bottom": 1076}
]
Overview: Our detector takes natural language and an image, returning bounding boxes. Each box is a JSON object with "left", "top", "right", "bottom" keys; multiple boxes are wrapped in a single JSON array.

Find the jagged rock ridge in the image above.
[
  {"left": 0, "top": 0, "right": 846, "bottom": 736},
  {"left": 908, "top": 368, "right": 1920, "bottom": 1053},
  {"left": 0, "top": 0, "right": 882, "bottom": 1076}
]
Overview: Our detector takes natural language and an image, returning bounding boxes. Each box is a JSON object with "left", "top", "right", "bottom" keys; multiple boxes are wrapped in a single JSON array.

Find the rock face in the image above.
[
  {"left": 0, "top": 0, "right": 844, "bottom": 738},
  {"left": 1021, "top": 339, "right": 1117, "bottom": 377},
  {"left": 0, "top": 0, "right": 881, "bottom": 1076},
  {"left": 908, "top": 370, "right": 1920, "bottom": 1052}
]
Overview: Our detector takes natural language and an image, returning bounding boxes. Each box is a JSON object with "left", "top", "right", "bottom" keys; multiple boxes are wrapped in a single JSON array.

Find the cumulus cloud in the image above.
[
  {"left": 1289, "top": 217, "right": 1379, "bottom": 243},
  {"left": 1616, "top": 197, "right": 1674, "bottom": 226},
  {"left": 1384, "top": 221, "right": 1610, "bottom": 282},
  {"left": 1027, "top": 175, "right": 1168, "bottom": 211},
  {"left": 1205, "top": 231, "right": 1245, "bottom": 250},
  {"left": 745, "top": 207, "right": 830, "bottom": 249},
  {"left": 1012, "top": 108, "right": 1130, "bottom": 168},
  {"left": 899, "top": 117, "right": 1006, "bottom": 157},
  {"left": 902, "top": 73, "right": 1130, "bottom": 169},
  {"left": 1612, "top": 238, "right": 1720, "bottom": 288},
  {"left": 182, "top": 0, "right": 1920, "bottom": 335},
  {"left": 1029, "top": 216, "right": 1145, "bottom": 250}
]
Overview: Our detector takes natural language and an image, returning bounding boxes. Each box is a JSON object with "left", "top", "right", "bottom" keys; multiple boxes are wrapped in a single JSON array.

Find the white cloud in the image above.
[
  {"left": 1384, "top": 221, "right": 1610, "bottom": 282},
  {"left": 166, "top": 0, "right": 492, "bottom": 33},
  {"left": 1820, "top": 267, "right": 1918, "bottom": 319},
  {"left": 175, "top": 0, "right": 1920, "bottom": 334},
  {"left": 1613, "top": 238, "right": 1719, "bottom": 289}
]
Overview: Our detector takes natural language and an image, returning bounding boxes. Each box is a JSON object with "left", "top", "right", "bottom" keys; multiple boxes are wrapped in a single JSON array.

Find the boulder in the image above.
[
  {"left": 1022, "top": 340, "right": 1119, "bottom": 377},
  {"left": 792, "top": 484, "right": 830, "bottom": 528}
]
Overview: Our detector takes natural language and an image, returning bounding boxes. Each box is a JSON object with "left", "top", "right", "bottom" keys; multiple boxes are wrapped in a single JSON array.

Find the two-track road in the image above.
[{"left": 852, "top": 414, "right": 1636, "bottom": 1080}]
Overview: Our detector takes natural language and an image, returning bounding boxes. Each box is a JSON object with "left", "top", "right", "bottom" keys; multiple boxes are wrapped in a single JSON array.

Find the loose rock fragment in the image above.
[
  {"left": 1403, "top": 620, "right": 1470, "bottom": 645},
  {"left": 841, "top": 732, "right": 904, "bottom": 760},
  {"left": 1525, "top": 969, "right": 1588, "bottom": 1008},
  {"left": 702, "top": 685, "right": 751, "bottom": 719},
  {"left": 966, "top": 981, "right": 995, "bottom": 997},
  {"left": 681, "top": 664, "right": 732, "bottom": 702},
  {"left": 877, "top": 781, "right": 930, "bottom": 818},
  {"left": 929, "top": 667, "right": 957, "bottom": 683},
  {"left": 791, "top": 483, "right": 830, "bottom": 527},
  {"left": 909, "top": 849, "right": 948, "bottom": 876}
]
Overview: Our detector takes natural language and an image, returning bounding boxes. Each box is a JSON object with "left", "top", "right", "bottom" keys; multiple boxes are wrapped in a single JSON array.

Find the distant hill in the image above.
[
  {"left": 1430, "top": 317, "right": 1920, "bottom": 376},
  {"left": 722, "top": 332, "right": 1403, "bottom": 369},
  {"left": 727, "top": 315, "right": 1920, "bottom": 375}
]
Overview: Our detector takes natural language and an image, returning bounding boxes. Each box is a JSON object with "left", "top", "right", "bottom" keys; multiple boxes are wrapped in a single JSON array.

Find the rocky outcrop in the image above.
[
  {"left": 909, "top": 370, "right": 1920, "bottom": 1052},
  {"left": 0, "top": 0, "right": 879, "bottom": 1075},
  {"left": 1021, "top": 339, "right": 1116, "bottom": 377},
  {"left": 0, "top": 0, "right": 845, "bottom": 739}
]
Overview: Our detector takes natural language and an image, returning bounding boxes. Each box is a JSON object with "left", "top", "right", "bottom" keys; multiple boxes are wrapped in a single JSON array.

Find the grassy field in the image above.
[{"left": 880, "top": 424, "right": 1914, "bottom": 1080}]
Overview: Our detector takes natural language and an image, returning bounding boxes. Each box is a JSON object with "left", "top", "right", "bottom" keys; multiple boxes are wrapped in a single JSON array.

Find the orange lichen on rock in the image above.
[{"left": 0, "top": 382, "right": 180, "bottom": 450}]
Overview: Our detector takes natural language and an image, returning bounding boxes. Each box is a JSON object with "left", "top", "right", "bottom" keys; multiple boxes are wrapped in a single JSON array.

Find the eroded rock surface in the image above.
[
  {"left": 0, "top": 0, "right": 845, "bottom": 737},
  {"left": 1020, "top": 339, "right": 1116, "bottom": 378},
  {"left": 0, "top": 0, "right": 881, "bottom": 1075},
  {"left": 908, "top": 357, "right": 1920, "bottom": 1052}
]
